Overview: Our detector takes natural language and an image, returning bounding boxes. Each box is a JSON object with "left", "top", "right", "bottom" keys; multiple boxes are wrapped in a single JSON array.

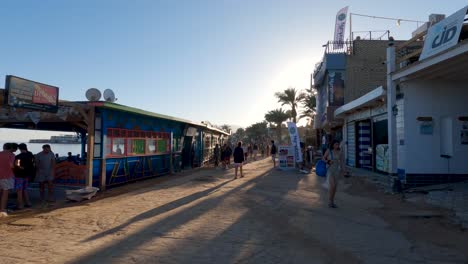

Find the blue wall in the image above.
[
  {"left": 325, "top": 53, "right": 346, "bottom": 70},
  {"left": 96, "top": 108, "right": 189, "bottom": 187}
]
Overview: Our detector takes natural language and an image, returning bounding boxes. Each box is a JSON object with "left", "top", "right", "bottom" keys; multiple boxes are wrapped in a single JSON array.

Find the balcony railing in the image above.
[{"left": 322, "top": 40, "right": 353, "bottom": 55}]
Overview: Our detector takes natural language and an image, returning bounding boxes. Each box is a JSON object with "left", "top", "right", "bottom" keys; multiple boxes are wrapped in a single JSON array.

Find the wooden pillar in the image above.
[
  {"left": 86, "top": 107, "right": 95, "bottom": 187},
  {"left": 169, "top": 132, "right": 174, "bottom": 174},
  {"left": 100, "top": 158, "right": 107, "bottom": 191}
]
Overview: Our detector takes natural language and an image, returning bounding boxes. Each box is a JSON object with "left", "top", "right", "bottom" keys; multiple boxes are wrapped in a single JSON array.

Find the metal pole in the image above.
[{"left": 386, "top": 43, "right": 397, "bottom": 175}]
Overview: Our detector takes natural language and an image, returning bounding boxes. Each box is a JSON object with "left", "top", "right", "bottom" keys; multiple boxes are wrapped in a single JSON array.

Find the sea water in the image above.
[{"left": 0, "top": 140, "right": 83, "bottom": 157}]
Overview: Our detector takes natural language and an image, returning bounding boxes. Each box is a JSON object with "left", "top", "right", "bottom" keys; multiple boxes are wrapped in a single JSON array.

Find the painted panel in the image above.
[
  {"left": 346, "top": 122, "right": 356, "bottom": 167},
  {"left": 357, "top": 121, "right": 372, "bottom": 168}
]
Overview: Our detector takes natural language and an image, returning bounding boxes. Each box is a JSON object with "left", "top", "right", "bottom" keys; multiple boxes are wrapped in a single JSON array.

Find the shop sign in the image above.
[
  {"left": 420, "top": 121, "right": 434, "bottom": 135},
  {"left": 420, "top": 6, "right": 468, "bottom": 60},
  {"left": 278, "top": 145, "right": 295, "bottom": 170},
  {"left": 4, "top": 75, "right": 59, "bottom": 112}
]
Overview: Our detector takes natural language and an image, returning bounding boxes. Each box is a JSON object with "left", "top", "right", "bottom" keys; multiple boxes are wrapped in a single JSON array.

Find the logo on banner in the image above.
[
  {"left": 287, "top": 122, "right": 303, "bottom": 163},
  {"left": 333, "top": 6, "right": 349, "bottom": 50}
]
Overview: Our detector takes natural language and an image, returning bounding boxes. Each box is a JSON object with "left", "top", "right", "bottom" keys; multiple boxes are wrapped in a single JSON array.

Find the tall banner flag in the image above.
[
  {"left": 287, "top": 122, "right": 303, "bottom": 163},
  {"left": 333, "top": 6, "right": 349, "bottom": 50}
]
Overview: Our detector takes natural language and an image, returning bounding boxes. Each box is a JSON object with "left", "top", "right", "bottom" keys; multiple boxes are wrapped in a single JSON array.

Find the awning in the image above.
[{"left": 334, "top": 86, "right": 386, "bottom": 118}]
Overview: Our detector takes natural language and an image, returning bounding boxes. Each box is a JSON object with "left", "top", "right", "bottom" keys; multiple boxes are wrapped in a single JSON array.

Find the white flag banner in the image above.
[
  {"left": 287, "top": 122, "right": 303, "bottom": 162},
  {"left": 333, "top": 6, "right": 349, "bottom": 50}
]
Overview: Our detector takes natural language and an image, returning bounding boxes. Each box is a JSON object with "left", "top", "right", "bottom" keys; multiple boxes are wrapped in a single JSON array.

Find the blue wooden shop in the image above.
[
  {"left": 84, "top": 101, "right": 229, "bottom": 189},
  {"left": 0, "top": 89, "right": 229, "bottom": 190}
]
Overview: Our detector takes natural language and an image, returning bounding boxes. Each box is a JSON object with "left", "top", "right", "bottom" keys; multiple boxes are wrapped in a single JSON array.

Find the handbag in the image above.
[
  {"left": 315, "top": 160, "right": 327, "bottom": 177},
  {"left": 316, "top": 150, "right": 334, "bottom": 177}
]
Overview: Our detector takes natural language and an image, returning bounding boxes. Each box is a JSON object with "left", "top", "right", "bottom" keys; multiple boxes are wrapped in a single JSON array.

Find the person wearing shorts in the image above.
[
  {"left": 35, "top": 144, "right": 56, "bottom": 203},
  {"left": 233, "top": 142, "right": 245, "bottom": 179},
  {"left": 270, "top": 140, "right": 278, "bottom": 168},
  {"left": 14, "top": 143, "right": 35, "bottom": 209},
  {"left": 0, "top": 143, "right": 15, "bottom": 217}
]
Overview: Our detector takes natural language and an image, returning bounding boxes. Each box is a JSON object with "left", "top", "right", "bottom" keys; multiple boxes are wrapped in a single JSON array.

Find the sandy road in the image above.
[{"left": 0, "top": 158, "right": 467, "bottom": 264}]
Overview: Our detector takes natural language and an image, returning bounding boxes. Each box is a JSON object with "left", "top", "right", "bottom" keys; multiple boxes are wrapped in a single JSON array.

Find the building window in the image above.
[{"left": 106, "top": 128, "right": 170, "bottom": 157}]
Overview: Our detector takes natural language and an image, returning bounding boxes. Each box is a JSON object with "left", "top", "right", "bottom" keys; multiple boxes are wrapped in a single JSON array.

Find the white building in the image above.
[{"left": 336, "top": 6, "right": 468, "bottom": 186}]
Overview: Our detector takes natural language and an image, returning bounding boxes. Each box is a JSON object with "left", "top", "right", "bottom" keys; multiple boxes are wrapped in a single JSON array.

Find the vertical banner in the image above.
[
  {"left": 287, "top": 122, "right": 303, "bottom": 162},
  {"left": 333, "top": 6, "right": 349, "bottom": 49},
  {"left": 328, "top": 71, "right": 345, "bottom": 106}
]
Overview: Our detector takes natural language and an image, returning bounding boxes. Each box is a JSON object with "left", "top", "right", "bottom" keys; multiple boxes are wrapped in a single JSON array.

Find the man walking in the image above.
[
  {"left": 0, "top": 143, "right": 15, "bottom": 217},
  {"left": 14, "top": 143, "right": 35, "bottom": 209},
  {"left": 213, "top": 144, "right": 220, "bottom": 167},
  {"left": 233, "top": 142, "right": 245, "bottom": 179},
  {"left": 270, "top": 140, "right": 278, "bottom": 168},
  {"left": 35, "top": 145, "right": 56, "bottom": 203}
]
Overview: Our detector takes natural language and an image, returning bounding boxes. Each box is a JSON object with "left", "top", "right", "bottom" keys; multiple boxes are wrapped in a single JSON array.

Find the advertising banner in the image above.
[
  {"left": 278, "top": 145, "right": 295, "bottom": 170},
  {"left": 4, "top": 75, "right": 59, "bottom": 112},
  {"left": 419, "top": 6, "right": 468, "bottom": 60},
  {"left": 287, "top": 122, "right": 303, "bottom": 162},
  {"left": 333, "top": 6, "right": 349, "bottom": 49},
  {"left": 328, "top": 71, "right": 345, "bottom": 106}
]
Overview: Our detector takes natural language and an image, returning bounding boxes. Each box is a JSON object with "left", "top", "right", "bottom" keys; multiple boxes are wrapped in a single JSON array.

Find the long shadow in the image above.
[
  {"left": 158, "top": 169, "right": 310, "bottom": 263},
  {"left": 70, "top": 168, "right": 276, "bottom": 263},
  {"left": 83, "top": 178, "right": 235, "bottom": 242}
]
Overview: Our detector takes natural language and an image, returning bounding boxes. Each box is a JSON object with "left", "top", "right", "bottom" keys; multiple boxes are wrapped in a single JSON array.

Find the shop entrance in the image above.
[
  {"left": 373, "top": 119, "right": 389, "bottom": 173},
  {"left": 182, "top": 136, "right": 193, "bottom": 169}
]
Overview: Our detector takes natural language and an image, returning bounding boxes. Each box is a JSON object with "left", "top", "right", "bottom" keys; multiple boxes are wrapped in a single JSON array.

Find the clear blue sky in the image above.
[{"left": 0, "top": 0, "right": 465, "bottom": 134}]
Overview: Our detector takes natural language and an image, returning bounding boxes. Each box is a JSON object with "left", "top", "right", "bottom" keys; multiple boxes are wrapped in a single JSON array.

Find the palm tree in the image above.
[
  {"left": 245, "top": 121, "right": 268, "bottom": 142},
  {"left": 265, "top": 108, "right": 289, "bottom": 144},
  {"left": 274, "top": 87, "right": 306, "bottom": 123},
  {"left": 299, "top": 88, "right": 317, "bottom": 120}
]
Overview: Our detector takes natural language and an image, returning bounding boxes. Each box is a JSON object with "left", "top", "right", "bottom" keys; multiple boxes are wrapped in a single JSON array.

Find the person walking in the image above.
[
  {"left": 0, "top": 143, "right": 15, "bottom": 217},
  {"left": 213, "top": 144, "right": 220, "bottom": 167},
  {"left": 223, "top": 144, "right": 232, "bottom": 169},
  {"left": 253, "top": 143, "right": 258, "bottom": 160},
  {"left": 14, "top": 143, "right": 35, "bottom": 209},
  {"left": 270, "top": 140, "right": 277, "bottom": 168},
  {"left": 322, "top": 140, "right": 344, "bottom": 208},
  {"left": 243, "top": 144, "right": 249, "bottom": 163},
  {"left": 220, "top": 144, "right": 226, "bottom": 169},
  {"left": 35, "top": 144, "right": 56, "bottom": 203},
  {"left": 266, "top": 144, "right": 270, "bottom": 157},
  {"left": 233, "top": 142, "right": 245, "bottom": 179}
]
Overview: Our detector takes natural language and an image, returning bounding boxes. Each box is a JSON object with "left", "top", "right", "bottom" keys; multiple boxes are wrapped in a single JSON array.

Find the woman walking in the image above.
[
  {"left": 322, "top": 140, "right": 344, "bottom": 208},
  {"left": 233, "top": 142, "right": 244, "bottom": 179}
]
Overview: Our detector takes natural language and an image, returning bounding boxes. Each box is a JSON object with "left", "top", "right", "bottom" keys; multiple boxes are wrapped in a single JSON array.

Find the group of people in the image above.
[
  {"left": 214, "top": 142, "right": 272, "bottom": 170},
  {"left": 0, "top": 143, "right": 57, "bottom": 218},
  {"left": 213, "top": 140, "right": 278, "bottom": 179}
]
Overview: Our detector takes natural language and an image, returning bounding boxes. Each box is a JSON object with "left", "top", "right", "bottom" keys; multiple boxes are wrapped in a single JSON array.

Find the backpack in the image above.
[{"left": 271, "top": 144, "right": 277, "bottom": 154}]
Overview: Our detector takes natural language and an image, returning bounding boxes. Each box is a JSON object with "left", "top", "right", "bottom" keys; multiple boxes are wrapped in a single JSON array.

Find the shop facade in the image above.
[{"left": 336, "top": 86, "right": 389, "bottom": 173}]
